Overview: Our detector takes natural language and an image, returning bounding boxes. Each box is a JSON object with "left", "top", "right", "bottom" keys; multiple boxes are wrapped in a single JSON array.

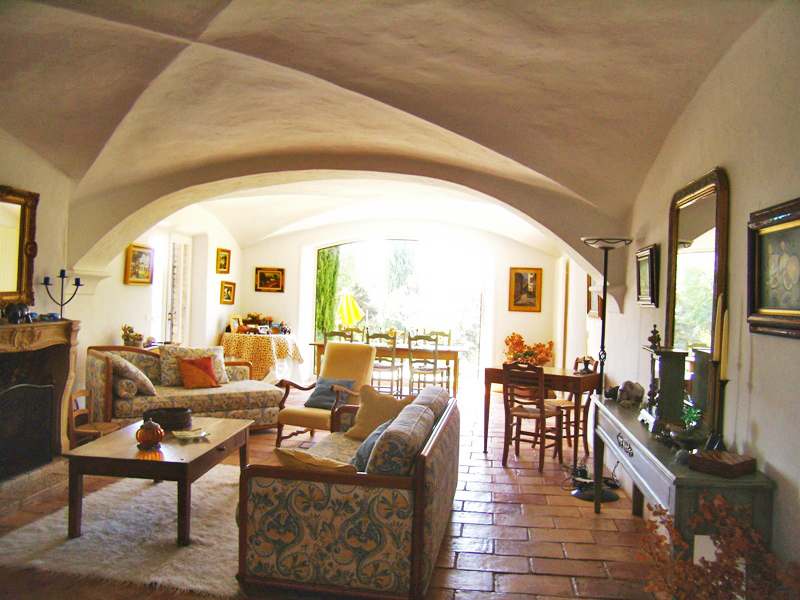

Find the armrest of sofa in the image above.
[
  {"left": 86, "top": 349, "right": 113, "bottom": 422},
  {"left": 224, "top": 359, "right": 253, "bottom": 381}
]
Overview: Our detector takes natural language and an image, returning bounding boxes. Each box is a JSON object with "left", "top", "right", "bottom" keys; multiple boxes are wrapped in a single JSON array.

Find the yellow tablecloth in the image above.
[{"left": 221, "top": 333, "right": 303, "bottom": 381}]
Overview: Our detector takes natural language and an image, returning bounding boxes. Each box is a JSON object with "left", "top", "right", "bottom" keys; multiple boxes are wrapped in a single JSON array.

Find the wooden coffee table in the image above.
[{"left": 64, "top": 416, "right": 252, "bottom": 546}]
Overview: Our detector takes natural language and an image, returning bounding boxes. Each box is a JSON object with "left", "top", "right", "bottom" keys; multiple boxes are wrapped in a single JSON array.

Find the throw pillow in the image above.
[
  {"left": 177, "top": 356, "right": 221, "bottom": 389},
  {"left": 350, "top": 418, "right": 393, "bottom": 471},
  {"left": 106, "top": 353, "right": 156, "bottom": 396},
  {"left": 274, "top": 448, "right": 358, "bottom": 473},
  {"left": 303, "top": 377, "right": 356, "bottom": 410},
  {"left": 159, "top": 345, "right": 229, "bottom": 386},
  {"left": 344, "top": 385, "right": 414, "bottom": 441},
  {"left": 112, "top": 376, "right": 138, "bottom": 399}
]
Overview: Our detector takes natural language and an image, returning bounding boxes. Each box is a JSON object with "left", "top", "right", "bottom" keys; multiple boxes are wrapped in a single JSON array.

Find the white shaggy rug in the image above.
[{"left": 0, "top": 464, "right": 242, "bottom": 597}]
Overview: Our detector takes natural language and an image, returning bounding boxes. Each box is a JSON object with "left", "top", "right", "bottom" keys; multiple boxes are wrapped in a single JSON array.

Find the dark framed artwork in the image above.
[
  {"left": 508, "top": 267, "right": 542, "bottom": 312},
  {"left": 255, "top": 267, "right": 285, "bottom": 293},
  {"left": 220, "top": 280, "right": 236, "bottom": 305},
  {"left": 587, "top": 275, "right": 603, "bottom": 319},
  {"left": 747, "top": 197, "right": 800, "bottom": 338},
  {"left": 216, "top": 248, "right": 231, "bottom": 274},
  {"left": 123, "top": 244, "right": 154, "bottom": 285},
  {"left": 636, "top": 244, "right": 659, "bottom": 307}
]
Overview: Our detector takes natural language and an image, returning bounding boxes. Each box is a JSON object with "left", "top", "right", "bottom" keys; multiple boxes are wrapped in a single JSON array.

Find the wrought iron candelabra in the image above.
[{"left": 43, "top": 269, "right": 82, "bottom": 318}]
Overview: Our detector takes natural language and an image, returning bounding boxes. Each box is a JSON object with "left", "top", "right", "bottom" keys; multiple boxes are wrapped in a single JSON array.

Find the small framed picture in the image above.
[
  {"left": 216, "top": 248, "right": 231, "bottom": 274},
  {"left": 255, "top": 267, "right": 285, "bottom": 293},
  {"left": 124, "top": 244, "right": 154, "bottom": 285},
  {"left": 220, "top": 280, "right": 236, "bottom": 305},
  {"left": 587, "top": 275, "right": 603, "bottom": 319},
  {"left": 508, "top": 267, "right": 542, "bottom": 312},
  {"left": 747, "top": 197, "right": 800, "bottom": 338},
  {"left": 636, "top": 244, "right": 659, "bottom": 307},
  {"left": 229, "top": 314, "right": 244, "bottom": 332}
]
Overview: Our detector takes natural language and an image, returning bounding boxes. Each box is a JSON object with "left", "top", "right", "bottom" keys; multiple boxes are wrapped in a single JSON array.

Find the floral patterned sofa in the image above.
[
  {"left": 237, "top": 386, "right": 459, "bottom": 599},
  {"left": 85, "top": 345, "right": 283, "bottom": 430}
]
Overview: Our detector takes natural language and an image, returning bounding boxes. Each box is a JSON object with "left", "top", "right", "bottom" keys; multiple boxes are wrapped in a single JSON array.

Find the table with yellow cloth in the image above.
[{"left": 220, "top": 333, "right": 304, "bottom": 382}]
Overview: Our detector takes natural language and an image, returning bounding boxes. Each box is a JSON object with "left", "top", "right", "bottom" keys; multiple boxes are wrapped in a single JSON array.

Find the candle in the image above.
[
  {"left": 43, "top": 276, "right": 50, "bottom": 285},
  {"left": 59, "top": 269, "right": 66, "bottom": 278},
  {"left": 712, "top": 294, "right": 723, "bottom": 360},
  {"left": 74, "top": 278, "right": 81, "bottom": 286},
  {"left": 719, "top": 309, "right": 729, "bottom": 380}
]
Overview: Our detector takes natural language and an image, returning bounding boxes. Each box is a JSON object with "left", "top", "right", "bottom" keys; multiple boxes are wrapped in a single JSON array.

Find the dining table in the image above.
[
  {"left": 484, "top": 366, "right": 602, "bottom": 469},
  {"left": 311, "top": 341, "right": 464, "bottom": 395}
]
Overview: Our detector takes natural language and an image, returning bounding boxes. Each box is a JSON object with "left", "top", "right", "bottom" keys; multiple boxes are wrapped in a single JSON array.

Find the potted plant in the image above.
[{"left": 121, "top": 324, "right": 144, "bottom": 347}]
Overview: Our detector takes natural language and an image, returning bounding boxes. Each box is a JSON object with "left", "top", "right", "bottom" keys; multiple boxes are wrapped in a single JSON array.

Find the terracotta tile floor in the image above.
[{"left": 0, "top": 386, "right": 654, "bottom": 599}]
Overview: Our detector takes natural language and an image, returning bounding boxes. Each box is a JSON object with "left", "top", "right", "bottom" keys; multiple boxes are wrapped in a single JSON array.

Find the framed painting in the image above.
[
  {"left": 747, "top": 197, "right": 800, "bottom": 338},
  {"left": 255, "top": 267, "right": 285, "bottom": 292},
  {"left": 124, "top": 244, "right": 154, "bottom": 285},
  {"left": 216, "top": 248, "right": 231, "bottom": 274},
  {"left": 220, "top": 280, "right": 236, "bottom": 305},
  {"left": 508, "top": 267, "right": 542, "bottom": 312},
  {"left": 229, "top": 314, "right": 244, "bottom": 332},
  {"left": 636, "top": 244, "right": 659, "bottom": 307},
  {"left": 587, "top": 275, "right": 603, "bottom": 319}
]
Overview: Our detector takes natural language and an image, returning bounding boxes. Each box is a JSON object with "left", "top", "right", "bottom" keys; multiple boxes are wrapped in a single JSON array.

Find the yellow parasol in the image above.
[{"left": 337, "top": 292, "right": 364, "bottom": 327}]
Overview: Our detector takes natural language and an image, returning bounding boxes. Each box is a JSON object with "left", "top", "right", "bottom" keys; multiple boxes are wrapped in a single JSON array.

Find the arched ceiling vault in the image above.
[{"left": 0, "top": 0, "right": 773, "bottom": 281}]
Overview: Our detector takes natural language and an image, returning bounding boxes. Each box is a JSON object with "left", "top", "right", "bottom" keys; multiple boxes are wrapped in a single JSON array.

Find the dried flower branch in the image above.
[{"left": 503, "top": 333, "right": 554, "bottom": 366}]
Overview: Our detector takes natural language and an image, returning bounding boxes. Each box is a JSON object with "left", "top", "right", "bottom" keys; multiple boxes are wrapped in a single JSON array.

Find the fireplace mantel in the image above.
[{"left": 0, "top": 319, "right": 80, "bottom": 454}]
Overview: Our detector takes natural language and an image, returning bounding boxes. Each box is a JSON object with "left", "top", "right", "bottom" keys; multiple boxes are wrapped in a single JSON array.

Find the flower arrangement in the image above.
[
  {"left": 638, "top": 494, "right": 800, "bottom": 599},
  {"left": 504, "top": 333, "right": 554, "bottom": 365},
  {"left": 121, "top": 324, "right": 143, "bottom": 346},
  {"left": 245, "top": 312, "right": 272, "bottom": 325}
]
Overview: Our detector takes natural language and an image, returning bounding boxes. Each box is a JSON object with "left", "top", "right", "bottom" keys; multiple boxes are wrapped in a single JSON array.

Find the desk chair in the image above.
[
  {"left": 408, "top": 333, "right": 449, "bottom": 395},
  {"left": 276, "top": 341, "right": 375, "bottom": 446},
  {"left": 68, "top": 389, "right": 121, "bottom": 449},
  {"left": 366, "top": 330, "right": 403, "bottom": 397},
  {"left": 546, "top": 356, "right": 597, "bottom": 457},
  {"left": 502, "top": 362, "right": 563, "bottom": 472}
]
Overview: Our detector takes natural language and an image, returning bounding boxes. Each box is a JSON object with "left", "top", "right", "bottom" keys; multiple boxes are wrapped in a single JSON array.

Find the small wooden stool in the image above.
[{"left": 68, "top": 389, "right": 121, "bottom": 449}]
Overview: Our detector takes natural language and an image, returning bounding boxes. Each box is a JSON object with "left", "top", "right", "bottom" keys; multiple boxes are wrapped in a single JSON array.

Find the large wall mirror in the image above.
[
  {"left": 664, "top": 167, "right": 729, "bottom": 435},
  {"left": 0, "top": 186, "right": 39, "bottom": 308}
]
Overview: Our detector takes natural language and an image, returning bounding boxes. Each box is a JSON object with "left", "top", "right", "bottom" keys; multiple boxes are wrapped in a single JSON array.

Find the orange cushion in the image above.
[{"left": 177, "top": 356, "right": 221, "bottom": 388}]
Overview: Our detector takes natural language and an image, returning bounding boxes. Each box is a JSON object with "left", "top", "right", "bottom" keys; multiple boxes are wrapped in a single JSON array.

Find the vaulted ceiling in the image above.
[{"left": 0, "top": 0, "right": 772, "bottom": 270}]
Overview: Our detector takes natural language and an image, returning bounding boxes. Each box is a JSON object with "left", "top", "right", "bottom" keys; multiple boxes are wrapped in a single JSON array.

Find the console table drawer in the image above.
[{"left": 597, "top": 407, "right": 674, "bottom": 510}]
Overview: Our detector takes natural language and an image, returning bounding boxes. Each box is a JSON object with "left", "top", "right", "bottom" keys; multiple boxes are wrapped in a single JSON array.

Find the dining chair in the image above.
[
  {"left": 546, "top": 356, "right": 597, "bottom": 457},
  {"left": 502, "top": 361, "right": 563, "bottom": 471},
  {"left": 324, "top": 330, "right": 354, "bottom": 343},
  {"left": 342, "top": 327, "right": 367, "bottom": 342},
  {"left": 407, "top": 333, "right": 449, "bottom": 395},
  {"left": 366, "top": 330, "right": 404, "bottom": 397},
  {"left": 425, "top": 329, "right": 452, "bottom": 391},
  {"left": 68, "top": 388, "right": 121, "bottom": 449}
]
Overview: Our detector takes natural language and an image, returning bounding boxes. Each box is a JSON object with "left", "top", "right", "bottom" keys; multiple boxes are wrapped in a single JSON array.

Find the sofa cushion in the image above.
[
  {"left": 306, "top": 432, "right": 363, "bottom": 463},
  {"left": 366, "top": 404, "right": 435, "bottom": 476},
  {"left": 411, "top": 386, "right": 449, "bottom": 421},
  {"left": 112, "top": 376, "right": 138, "bottom": 399},
  {"left": 160, "top": 345, "right": 228, "bottom": 386},
  {"left": 344, "top": 385, "right": 414, "bottom": 441},
  {"left": 178, "top": 356, "right": 221, "bottom": 388},
  {"left": 274, "top": 448, "right": 357, "bottom": 473},
  {"left": 107, "top": 353, "right": 156, "bottom": 396},
  {"left": 350, "top": 418, "right": 393, "bottom": 471},
  {"left": 303, "top": 377, "right": 355, "bottom": 409}
]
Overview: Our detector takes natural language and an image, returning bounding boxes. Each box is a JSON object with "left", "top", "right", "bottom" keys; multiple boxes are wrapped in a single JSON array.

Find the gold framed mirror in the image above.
[
  {"left": 664, "top": 167, "right": 729, "bottom": 435},
  {"left": 0, "top": 185, "right": 39, "bottom": 308}
]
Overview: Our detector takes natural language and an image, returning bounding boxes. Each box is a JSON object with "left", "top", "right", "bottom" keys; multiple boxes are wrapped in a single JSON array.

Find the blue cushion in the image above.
[
  {"left": 350, "top": 418, "right": 393, "bottom": 471},
  {"left": 303, "top": 377, "right": 355, "bottom": 409}
]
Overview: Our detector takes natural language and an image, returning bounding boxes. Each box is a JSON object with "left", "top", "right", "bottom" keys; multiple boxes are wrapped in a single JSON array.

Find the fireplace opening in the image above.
[{"left": 0, "top": 384, "right": 55, "bottom": 481}]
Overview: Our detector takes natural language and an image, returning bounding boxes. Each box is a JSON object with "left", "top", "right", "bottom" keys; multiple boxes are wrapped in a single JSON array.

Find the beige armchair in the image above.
[{"left": 275, "top": 341, "right": 376, "bottom": 447}]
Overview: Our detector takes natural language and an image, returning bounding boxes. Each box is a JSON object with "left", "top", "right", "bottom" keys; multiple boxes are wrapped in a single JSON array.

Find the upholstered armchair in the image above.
[{"left": 275, "top": 341, "right": 376, "bottom": 446}]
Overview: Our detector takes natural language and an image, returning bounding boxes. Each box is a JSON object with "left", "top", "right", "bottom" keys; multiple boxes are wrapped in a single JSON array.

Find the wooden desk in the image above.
[
  {"left": 311, "top": 341, "right": 464, "bottom": 395},
  {"left": 483, "top": 366, "right": 601, "bottom": 466},
  {"left": 220, "top": 333, "right": 303, "bottom": 381}
]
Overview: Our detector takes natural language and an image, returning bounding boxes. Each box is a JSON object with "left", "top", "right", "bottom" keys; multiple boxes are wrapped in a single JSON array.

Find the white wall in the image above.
[{"left": 612, "top": 0, "right": 800, "bottom": 560}]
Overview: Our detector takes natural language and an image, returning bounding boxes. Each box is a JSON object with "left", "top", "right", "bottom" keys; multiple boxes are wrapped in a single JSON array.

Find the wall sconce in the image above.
[{"left": 43, "top": 269, "right": 82, "bottom": 318}]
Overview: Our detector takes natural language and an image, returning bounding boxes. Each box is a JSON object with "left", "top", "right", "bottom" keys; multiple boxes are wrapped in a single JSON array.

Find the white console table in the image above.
[{"left": 592, "top": 396, "right": 774, "bottom": 549}]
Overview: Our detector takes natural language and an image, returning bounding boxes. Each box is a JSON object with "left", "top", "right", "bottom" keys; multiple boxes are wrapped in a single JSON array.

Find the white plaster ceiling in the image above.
[{"left": 0, "top": 0, "right": 773, "bottom": 268}]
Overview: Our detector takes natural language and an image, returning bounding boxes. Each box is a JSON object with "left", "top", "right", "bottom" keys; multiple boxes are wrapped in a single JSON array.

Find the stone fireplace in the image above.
[{"left": 0, "top": 319, "right": 80, "bottom": 481}]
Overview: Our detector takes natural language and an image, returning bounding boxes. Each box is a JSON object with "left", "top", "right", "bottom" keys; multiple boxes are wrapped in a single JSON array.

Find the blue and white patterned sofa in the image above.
[
  {"left": 85, "top": 345, "right": 283, "bottom": 430},
  {"left": 237, "top": 386, "right": 459, "bottom": 599}
]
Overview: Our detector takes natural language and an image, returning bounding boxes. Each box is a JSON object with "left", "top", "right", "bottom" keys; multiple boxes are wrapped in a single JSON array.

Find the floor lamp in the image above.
[{"left": 572, "top": 236, "right": 632, "bottom": 502}]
